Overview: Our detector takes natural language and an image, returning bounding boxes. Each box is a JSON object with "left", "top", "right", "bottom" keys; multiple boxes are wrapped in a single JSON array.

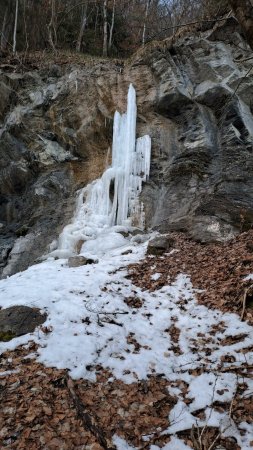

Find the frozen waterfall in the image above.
[{"left": 50, "top": 84, "right": 151, "bottom": 258}]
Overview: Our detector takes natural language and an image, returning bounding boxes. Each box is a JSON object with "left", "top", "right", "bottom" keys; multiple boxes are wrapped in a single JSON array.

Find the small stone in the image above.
[
  {"left": 68, "top": 256, "right": 98, "bottom": 267},
  {"left": 119, "top": 231, "right": 130, "bottom": 238},
  {"left": 147, "top": 235, "right": 175, "bottom": 256},
  {"left": 122, "top": 249, "right": 133, "bottom": 255}
]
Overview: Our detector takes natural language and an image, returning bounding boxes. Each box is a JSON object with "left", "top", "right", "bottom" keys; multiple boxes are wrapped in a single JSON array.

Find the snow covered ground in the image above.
[{"left": 0, "top": 233, "right": 253, "bottom": 449}]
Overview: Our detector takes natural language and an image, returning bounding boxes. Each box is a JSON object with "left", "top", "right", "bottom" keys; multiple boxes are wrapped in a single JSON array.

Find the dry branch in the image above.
[
  {"left": 241, "top": 284, "right": 253, "bottom": 320},
  {"left": 66, "top": 374, "right": 116, "bottom": 450}
]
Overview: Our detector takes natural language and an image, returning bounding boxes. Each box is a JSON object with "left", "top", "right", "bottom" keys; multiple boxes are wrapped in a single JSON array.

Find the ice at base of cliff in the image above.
[{"left": 49, "top": 84, "right": 151, "bottom": 260}]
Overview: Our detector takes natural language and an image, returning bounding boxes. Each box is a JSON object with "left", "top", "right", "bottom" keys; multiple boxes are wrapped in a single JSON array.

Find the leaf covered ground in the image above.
[{"left": 1, "top": 231, "right": 253, "bottom": 449}]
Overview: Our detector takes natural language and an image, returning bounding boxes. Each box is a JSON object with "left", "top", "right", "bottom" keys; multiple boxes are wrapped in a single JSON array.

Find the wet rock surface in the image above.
[
  {"left": 1, "top": 18, "right": 253, "bottom": 276},
  {"left": 0, "top": 306, "right": 46, "bottom": 341}
]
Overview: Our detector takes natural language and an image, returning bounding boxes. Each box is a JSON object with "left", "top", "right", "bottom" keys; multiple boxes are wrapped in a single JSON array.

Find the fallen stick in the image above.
[
  {"left": 66, "top": 374, "right": 116, "bottom": 450},
  {"left": 241, "top": 284, "right": 253, "bottom": 320},
  {"left": 219, "top": 365, "right": 253, "bottom": 374}
]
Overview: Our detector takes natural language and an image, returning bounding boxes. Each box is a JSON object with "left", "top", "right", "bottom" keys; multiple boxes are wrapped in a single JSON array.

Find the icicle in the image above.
[{"left": 51, "top": 84, "right": 151, "bottom": 258}]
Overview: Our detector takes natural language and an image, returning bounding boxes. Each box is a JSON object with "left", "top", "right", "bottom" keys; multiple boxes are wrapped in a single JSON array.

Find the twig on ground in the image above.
[
  {"left": 66, "top": 373, "right": 116, "bottom": 450},
  {"left": 234, "top": 56, "right": 253, "bottom": 63},
  {"left": 241, "top": 284, "right": 253, "bottom": 320}
]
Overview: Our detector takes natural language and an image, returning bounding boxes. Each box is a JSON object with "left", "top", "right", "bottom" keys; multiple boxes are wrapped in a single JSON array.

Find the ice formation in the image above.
[{"left": 51, "top": 84, "right": 151, "bottom": 258}]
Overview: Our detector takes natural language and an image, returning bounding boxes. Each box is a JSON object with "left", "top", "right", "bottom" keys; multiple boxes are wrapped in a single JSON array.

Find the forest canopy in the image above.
[{"left": 0, "top": 0, "right": 231, "bottom": 58}]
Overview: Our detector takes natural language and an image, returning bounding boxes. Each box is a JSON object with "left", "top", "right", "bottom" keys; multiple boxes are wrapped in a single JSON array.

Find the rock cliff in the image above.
[{"left": 1, "top": 17, "right": 253, "bottom": 277}]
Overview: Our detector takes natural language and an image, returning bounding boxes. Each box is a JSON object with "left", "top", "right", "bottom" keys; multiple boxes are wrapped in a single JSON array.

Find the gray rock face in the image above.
[
  {"left": 0, "top": 306, "right": 47, "bottom": 341},
  {"left": 139, "top": 18, "right": 253, "bottom": 242}
]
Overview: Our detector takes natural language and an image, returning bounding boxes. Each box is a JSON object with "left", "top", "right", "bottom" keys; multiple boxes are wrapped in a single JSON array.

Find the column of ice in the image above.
[
  {"left": 52, "top": 84, "right": 151, "bottom": 258},
  {"left": 110, "top": 84, "right": 151, "bottom": 226}
]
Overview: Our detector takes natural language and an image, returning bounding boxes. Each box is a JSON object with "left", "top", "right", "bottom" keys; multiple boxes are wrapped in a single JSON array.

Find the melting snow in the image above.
[
  {"left": 151, "top": 272, "right": 161, "bottom": 281},
  {"left": 0, "top": 241, "right": 253, "bottom": 447}
]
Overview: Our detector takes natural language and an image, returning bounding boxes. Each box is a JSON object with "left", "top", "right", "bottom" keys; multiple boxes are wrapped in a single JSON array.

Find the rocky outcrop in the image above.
[
  {"left": 1, "top": 17, "right": 253, "bottom": 276},
  {"left": 0, "top": 63, "right": 117, "bottom": 277},
  {"left": 139, "top": 18, "right": 253, "bottom": 243}
]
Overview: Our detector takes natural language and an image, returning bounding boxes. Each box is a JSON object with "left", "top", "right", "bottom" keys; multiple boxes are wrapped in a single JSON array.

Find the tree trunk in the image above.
[
  {"left": 142, "top": 0, "right": 150, "bottom": 46},
  {"left": 1, "top": 6, "right": 9, "bottom": 52},
  {"left": 23, "top": 0, "right": 29, "bottom": 54},
  {"left": 13, "top": 0, "right": 19, "bottom": 55},
  {"left": 229, "top": 0, "right": 253, "bottom": 50},
  {"left": 48, "top": 0, "right": 57, "bottom": 52},
  {"left": 108, "top": 0, "right": 116, "bottom": 52},
  {"left": 76, "top": 2, "right": 88, "bottom": 52},
  {"left": 103, "top": 0, "right": 108, "bottom": 57}
]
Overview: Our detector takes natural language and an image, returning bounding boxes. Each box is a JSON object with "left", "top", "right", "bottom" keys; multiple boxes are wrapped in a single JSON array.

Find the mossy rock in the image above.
[
  {"left": 16, "top": 225, "right": 30, "bottom": 237},
  {"left": 0, "top": 330, "right": 16, "bottom": 342},
  {"left": 0, "top": 306, "right": 47, "bottom": 341}
]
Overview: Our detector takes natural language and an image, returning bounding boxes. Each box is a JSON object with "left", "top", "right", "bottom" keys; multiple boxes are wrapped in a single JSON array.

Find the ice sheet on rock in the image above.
[{"left": 81, "top": 231, "right": 128, "bottom": 257}]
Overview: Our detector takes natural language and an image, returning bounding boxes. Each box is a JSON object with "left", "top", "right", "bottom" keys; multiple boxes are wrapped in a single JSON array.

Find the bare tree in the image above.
[
  {"left": 108, "top": 0, "right": 116, "bottom": 52},
  {"left": 22, "top": 0, "right": 29, "bottom": 56},
  {"left": 0, "top": 0, "right": 234, "bottom": 58},
  {"left": 76, "top": 1, "right": 88, "bottom": 52},
  {"left": 103, "top": 0, "right": 108, "bottom": 56},
  {"left": 48, "top": 0, "right": 57, "bottom": 52},
  {"left": 142, "top": 0, "right": 150, "bottom": 46},
  {"left": 13, "top": 0, "right": 19, "bottom": 54},
  {"left": 229, "top": 0, "right": 253, "bottom": 50},
  {"left": 1, "top": 4, "right": 10, "bottom": 52}
]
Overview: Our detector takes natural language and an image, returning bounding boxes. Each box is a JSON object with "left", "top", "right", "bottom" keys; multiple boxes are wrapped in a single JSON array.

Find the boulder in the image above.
[
  {"left": 147, "top": 235, "right": 175, "bottom": 256},
  {"left": 0, "top": 306, "right": 47, "bottom": 341},
  {"left": 68, "top": 256, "right": 98, "bottom": 267}
]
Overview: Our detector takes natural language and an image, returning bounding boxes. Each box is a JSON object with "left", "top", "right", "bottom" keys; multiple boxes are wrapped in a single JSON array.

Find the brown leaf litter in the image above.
[
  {"left": 1, "top": 231, "right": 253, "bottom": 449},
  {"left": 0, "top": 343, "right": 179, "bottom": 449},
  {"left": 1, "top": 341, "right": 250, "bottom": 450},
  {"left": 129, "top": 230, "right": 253, "bottom": 325}
]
